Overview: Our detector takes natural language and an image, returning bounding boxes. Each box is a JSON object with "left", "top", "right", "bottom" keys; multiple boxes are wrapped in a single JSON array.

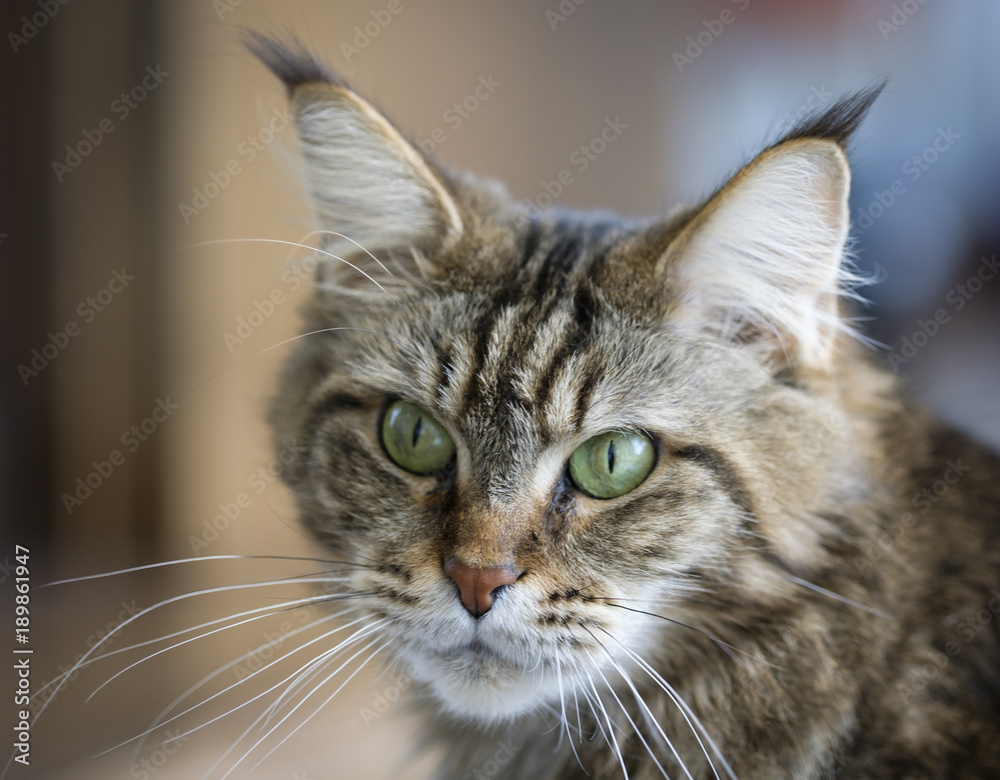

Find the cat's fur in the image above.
[{"left": 248, "top": 33, "right": 1000, "bottom": 780}]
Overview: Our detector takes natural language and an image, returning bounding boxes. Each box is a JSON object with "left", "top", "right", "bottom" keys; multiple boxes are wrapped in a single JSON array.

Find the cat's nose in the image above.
[{"left": 443, "top": 558, "right": 521, "bottom": 618}]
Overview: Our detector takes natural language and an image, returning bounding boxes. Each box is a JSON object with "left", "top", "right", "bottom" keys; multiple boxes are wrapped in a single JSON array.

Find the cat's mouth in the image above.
[
  {"left": 425, "top": 636, "right": 521, "bottom": 671},
  {"left": 404, "top": 633, "right": 554, "bottom": 723}
]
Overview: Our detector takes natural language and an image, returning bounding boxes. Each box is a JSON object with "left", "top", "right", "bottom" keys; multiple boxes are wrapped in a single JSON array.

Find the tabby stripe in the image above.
[
  {"left": 462, "top": 289, "right": 518, "bottom": 409},
  {"left": 534, "top": 220, "right": 615, "bottom": 330},
  {"left": 306, "top": 391, "right": 369, "bottom": 436},
  {"left": 674, "top": 445, "right": 756, "bottom": 522},
  {"left": 535, "top": 291, "right": 598, "bottom": 427},
  {"left": 520, "top": 218, "right": 543, "bottom": 267},
  {"left": 433, "top": 341, "right": 454, "bottom": 404},
  {"left": 530, "top": 229, "right": 582, "bottom": 304},
  {"left": 572, "top": 361, "right": 601, "bottom": 431},
  {"left": 571, "top": 282, "right": 598, "bottom": 333}
]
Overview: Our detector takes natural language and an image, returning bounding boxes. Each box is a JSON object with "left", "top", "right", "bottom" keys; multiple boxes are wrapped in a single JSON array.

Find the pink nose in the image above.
[{"left": 443, "top": 558, "right": 520, "bottom": 617}]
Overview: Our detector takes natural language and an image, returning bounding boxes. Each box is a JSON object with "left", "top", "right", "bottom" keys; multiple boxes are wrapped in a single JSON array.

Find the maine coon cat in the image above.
[{"left": 248, "top": 33, "right": 1000, "bottom": 780}]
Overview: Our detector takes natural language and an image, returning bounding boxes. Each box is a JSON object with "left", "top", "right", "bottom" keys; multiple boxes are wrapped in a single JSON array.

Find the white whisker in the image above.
[
  {"left": 248, "top": 641, "right": 390, "bottom": 771},
  {"left": 96, "top": 610, "right": 359, "bottom": 757},
  {"left": 588, "top": 651, "right": 676, "bottom": 780},
  {"left": 39, "top": 554, "right": 365, "bottom": 588},
  {"left": 214, "top": 635, "right": 387, "bottom": 779},
  {"left": 147, "top": 616, "right": 382, "bottom": 755},
  {"left": 782, "top": 574, "right": 888, "bottom": 618},
  {"left": 599, "top": 628, "right": 738, "bottom": 780},
  {"left": 122, "top": 611, "right": 373, "bottom": 767},
  {"left": 594, "top": 640, "right": 699, "bottom": 780},
  {"left": 583, "top": 670, "right": 629, "bottom": 779},
  {"left": 177, "top": 237, "right": 392, "bottom": 297},
  {"left": 33, "top": 576, "right": 357, "bottom": 727},
  {"left": 85, "top": 592, "right": 354, "bottom": 701}
]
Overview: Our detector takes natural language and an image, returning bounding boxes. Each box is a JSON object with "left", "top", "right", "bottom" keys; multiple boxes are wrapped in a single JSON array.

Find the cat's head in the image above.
[{"left": 250, "top": 34, "right": 889, "bottom": 725}]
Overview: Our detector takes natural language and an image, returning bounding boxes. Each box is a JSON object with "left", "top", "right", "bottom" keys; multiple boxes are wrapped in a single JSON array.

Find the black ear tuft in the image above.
[
  {"left": 782, "top": 78, "right": 889, "bottom": 147},
  {"left": 241, "top": 29, "right": 346, "bottom": 92}
]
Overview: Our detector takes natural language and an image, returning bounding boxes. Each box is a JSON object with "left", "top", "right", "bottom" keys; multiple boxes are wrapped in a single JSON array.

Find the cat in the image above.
[{"left": 246, "top": 32, "right": 1000, "bottom": 780}]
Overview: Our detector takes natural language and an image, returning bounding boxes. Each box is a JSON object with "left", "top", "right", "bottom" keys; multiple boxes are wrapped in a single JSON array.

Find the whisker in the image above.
[
  {"left": 33, "top": 589, "right": 348, "bottom": 703},
  {"left": 246, "top": 640, "right": 390, "bottom": 773},
  {"left": 308, "top": 228, "right": 445, "bottom": 347},
  {"left": 781, "top": 574, "right": 888, "bottom": 618},
  {"left": 250, "top": 327, "right": 408, "bottom": 358},
  {"left": 259, "top": 624, "right": 374, "bottom": 727},
  {"left": 598, "top": 628, "right": 738, "bottom": 780},
  {"left": 121, "top": 610, "right": 373, "bottom": 767},
  {"left": 39, "top": 554, "right": 370, "bottom": 588},
  {"left": 85, "top": 590, "right": 354, "bottom": 702},
  {"left": 587, "top": 598, "right": 747, "bottom": 662},
  {"left": 555, "top": 657, "right": 585, "bottom": 768},
  {"left": 32, "top": 578, "right": 369, "bottom": 727},
  {"left": 186, "top": 326, "right": 408, "bottom": 395},
  {"left": 213, "top": 634, "right": 387, "bottom": 779},
  {"left": 177, "top": 234, "right": 439, "bottom": 370},
  {"left": 96, "top": 609, "right": 358, "bottom": 756},
  {"left": 146, "top": 616, "right": 382, "bottom": 756},
  {"left": 576, "top": 679, "right": 610, "bottom": 746},
  {"left": 177, "top": 237, "right": 392, "bottom": 297},
  {"left": 583, "top": 669, "right": 629, "bottom": 779},
  {"left": 585, "top": 639, "right": 687, "bottom": 780}
]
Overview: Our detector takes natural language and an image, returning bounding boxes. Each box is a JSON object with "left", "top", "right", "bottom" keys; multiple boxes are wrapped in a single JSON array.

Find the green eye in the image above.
[
  {"left": 568, "top": 431, "right": 655, "bottom": 499},
  {"left": 381, "top": 400, "right": 455, "bottom": 475}
]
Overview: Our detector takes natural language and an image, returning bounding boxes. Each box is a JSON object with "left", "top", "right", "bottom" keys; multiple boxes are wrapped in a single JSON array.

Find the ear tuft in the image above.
[
  {"left": 244, "top": 30, "right": 464, "bottom": 293},
  {"left": 780, "top": 78, "right": 887, "bottom": 148},
  {"left": 242, "top": 30, "right": 342, "bottom": 92},
  {"left": 662, "top": 84, "right": 889, "bottom": 373}
]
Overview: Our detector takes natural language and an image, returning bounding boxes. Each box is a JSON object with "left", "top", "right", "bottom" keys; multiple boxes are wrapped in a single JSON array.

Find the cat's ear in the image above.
[
  {"left": 244, "top": 32, "right": 463, "bottom": 287},
  {"left": 663, "top": 86, "right": 883, "bottom": 372}
]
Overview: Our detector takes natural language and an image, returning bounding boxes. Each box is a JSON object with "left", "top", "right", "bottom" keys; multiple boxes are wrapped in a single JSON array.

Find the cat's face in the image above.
[{"left": 254, "top": 36, "right": 884, "bottom": 726}]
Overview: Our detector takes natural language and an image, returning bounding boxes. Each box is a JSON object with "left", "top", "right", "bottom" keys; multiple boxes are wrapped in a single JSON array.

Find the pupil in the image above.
[
  {"left": 607, "top": 440, "right": 616, "bottom": 473},
  {"left": 412, "top": 416, "right": 423, "bottom": 448}
]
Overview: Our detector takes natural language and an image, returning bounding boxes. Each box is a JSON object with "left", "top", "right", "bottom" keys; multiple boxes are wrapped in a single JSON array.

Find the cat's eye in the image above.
[
  {"left": 381, "top": 400, "right": 455, "bottom": 475},
  {"left": 568, "top": 431, "right": 655, "bottom": 499}
]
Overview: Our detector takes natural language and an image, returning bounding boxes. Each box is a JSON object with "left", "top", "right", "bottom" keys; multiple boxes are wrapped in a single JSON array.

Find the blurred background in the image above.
[{"left": 2, "top": 0, "right": 998, "bottom": 777}]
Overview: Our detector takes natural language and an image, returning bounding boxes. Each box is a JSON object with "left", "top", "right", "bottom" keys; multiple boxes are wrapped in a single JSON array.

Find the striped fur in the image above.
[{"left": 253, "top": 36, "right": 1000, "bottom": 780}]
